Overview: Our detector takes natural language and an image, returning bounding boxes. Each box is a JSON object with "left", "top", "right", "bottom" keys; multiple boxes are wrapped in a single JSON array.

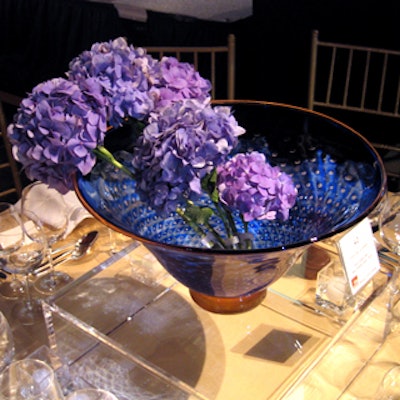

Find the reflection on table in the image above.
[{"left": 0, "top": 217, "right": 399, "bottom": 399}]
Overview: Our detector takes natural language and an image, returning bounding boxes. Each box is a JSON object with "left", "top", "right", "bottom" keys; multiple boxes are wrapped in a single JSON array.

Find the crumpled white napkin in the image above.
[
  {"left": 62, "top": 190, "right": 94, "bottom": 236},
  {"left": 15, "top": 182, "right": 93, "bottom": 237}
]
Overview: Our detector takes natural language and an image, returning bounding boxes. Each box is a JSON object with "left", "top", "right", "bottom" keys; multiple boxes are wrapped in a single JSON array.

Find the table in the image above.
[{"left": 0, "top": 217, "right": 398, "bottom": 399}]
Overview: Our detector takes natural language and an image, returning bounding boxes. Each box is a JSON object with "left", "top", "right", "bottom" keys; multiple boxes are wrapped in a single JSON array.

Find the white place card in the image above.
[{"left": 336, "top": 217, "right": 380, "bottom": 295}]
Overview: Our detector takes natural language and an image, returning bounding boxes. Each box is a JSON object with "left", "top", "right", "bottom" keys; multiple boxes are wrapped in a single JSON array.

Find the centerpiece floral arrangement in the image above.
[{"left": 7, "top": 37, "right": 297, "bottom": 250}]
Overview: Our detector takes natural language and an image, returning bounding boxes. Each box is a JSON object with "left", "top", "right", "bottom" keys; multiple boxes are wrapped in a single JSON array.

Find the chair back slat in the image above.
[
  {"left": 309, "top": 30, "right": 400, "bottom": 117},
  {"left": 145, "top": 34, "right": 235, "bottom": 99},
  {"left": 0, "top": 92, "right": 23, "bottom": 202},
  {"left": 307, "top": 30, "right": 400, "bottom": 187}
]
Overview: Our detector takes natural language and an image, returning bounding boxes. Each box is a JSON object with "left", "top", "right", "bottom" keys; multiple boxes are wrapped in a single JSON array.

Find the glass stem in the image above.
[
  {"left": 45, "top": 247, "right": 58, "bottom": 289},
  {"left": 22, "top": 275, "right": 33, "bottom": 311}
]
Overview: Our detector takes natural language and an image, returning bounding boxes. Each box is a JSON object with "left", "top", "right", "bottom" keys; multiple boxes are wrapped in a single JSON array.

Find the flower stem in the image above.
[
  {"left": 214, "top": 203, "right": 233, "bottom": 236},
  {"left": 176, "top": 207, "right": 226, "bottom": 249},
  {"left": 213, "top": 202, "right": 243, "bottom": 249},
  {"left": 93, "top": 146, "right": 136, "bottom": 179},
  {"left": 242, "top": 220, "right": 253, "bottom": 250}
]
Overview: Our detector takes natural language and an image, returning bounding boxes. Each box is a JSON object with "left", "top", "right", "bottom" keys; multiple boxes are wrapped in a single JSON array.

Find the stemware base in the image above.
[
  {"left": 34, "top": 271, "right": 73, "bottom": 295},
  {"left": 189, "top": 288, "right": 267, "bottom": 314},
  {"left": 0, "top": 281, "right": 25, "bottom": 300},
  {"left": 11, "top": 300, "right": 43, "bottom": 326}
]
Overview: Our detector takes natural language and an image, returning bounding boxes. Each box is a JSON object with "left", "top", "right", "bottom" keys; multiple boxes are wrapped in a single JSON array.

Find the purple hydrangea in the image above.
[
  {"left": 151, "top": 57, "right": 212, "bottom": 108},
  {"left": 131, "top": 100, "right": 245, "bottom": 215},
  {"left": 7, "top": 77, "right": 107, "bottom": 194},
  {"left": 8, "top": 36, "right": 299, "bottom": 249},
  {"left": 216, "top": 152, "right": 298, "bottom": 222},
  {"left": 67, "top": 37, "right": 156, "bottom": 128}
]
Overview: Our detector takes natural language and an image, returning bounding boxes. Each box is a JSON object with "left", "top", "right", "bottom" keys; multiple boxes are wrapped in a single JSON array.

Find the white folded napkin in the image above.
[
  {"left": 62, "top": 190, "right": 94, "bottom": 236},
  {"left": 15, "top": 183, "right": 93, "bottom": 238}
]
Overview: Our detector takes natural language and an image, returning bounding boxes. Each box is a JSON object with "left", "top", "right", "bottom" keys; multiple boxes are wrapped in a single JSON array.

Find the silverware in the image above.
[
  {"left": 51, "top": 230, "right": 98, "bottom": 255},
  {"left": 378, "top": 247, "right": 400, "bottom": 269},
  {"left": 33, "top": 230, "right": 98, "bottom": 276}
]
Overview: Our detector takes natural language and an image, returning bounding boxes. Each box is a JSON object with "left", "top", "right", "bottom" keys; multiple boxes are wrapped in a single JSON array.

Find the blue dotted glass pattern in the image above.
[{"left": 75, "top": 101, "right": 386, "bottom": 297}]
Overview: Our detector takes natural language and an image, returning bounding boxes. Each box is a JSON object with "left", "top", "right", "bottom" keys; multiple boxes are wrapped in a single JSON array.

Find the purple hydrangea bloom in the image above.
[
  {"left": 67, "top": 37, "right": 156, "bottom": 127},
  {"left": 151, "top": 57, "right": 212, "bottom": 108},
  {"left": 216, "top": 152, "right": 298, "bottom": 222},
  {"left": 7, "top": 77, "right": 107, "bottom": 194},
  {"left": 131, "top": 100, "right": 245, "bottom": 215}
]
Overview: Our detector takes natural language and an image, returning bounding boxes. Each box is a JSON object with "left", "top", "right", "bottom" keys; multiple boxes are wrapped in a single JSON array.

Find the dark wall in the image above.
[
  {"left": 0, "top": 0, "right": 126, "bottom": 96},
  {"left": 227, "top": 0, "right": 400, "bottom": 161},
  {"left": 2, "top": 0, "right": 400, "bottom": 108},
  {"left": 0, "top": 0, "right": 232, "bottom": 97},
  {"left": 235, "top": 0, "right": 400, "bottom": 107}
]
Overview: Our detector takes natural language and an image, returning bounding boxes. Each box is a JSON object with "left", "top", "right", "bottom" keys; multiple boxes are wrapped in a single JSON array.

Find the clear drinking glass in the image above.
[
  {"left": 21, "top": 181, "right": 72, "bottom": 294},
  {"left": 0, "top": 205, "right": 48, "bottom": 325},
  {"left": 0, "top": 273, "right": 24, "bottom": 300},
  {"left": 376, "top": 365, "right": 400, "bottom": 399},
  {"left": 379, "top": 193, "right": 400, "bottom": 335},
  {"left": 0, "top": 202, "right": 25, "bottom": 300},
  {"left": 11, "top": 211, "right": 48, "bottom": 325},
  {"left": 379, "top": 193, "right": 400, "bottom": 257},
  {"left": 0, "top": 359, "right": 64, "bottom": 399},
  {"left": 315, "top": 262, "right": 353, "bottom": 313},
  {"left": 0, "top": 311, "right": 14, "bottom": 373}
]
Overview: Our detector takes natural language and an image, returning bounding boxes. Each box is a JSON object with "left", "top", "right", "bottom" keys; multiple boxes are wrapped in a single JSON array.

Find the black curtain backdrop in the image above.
[
  {"left": 0, "top": 0, "right": 124, "bottom": 96},
  {"left": 2, "top": 0, "right": 400, "bottom": 106},
  {"left": 0, "top": 0, "right": 233, "bottom": 97},
  {"left": 241, "top": 0, "right": 400, "bottom": 106}
]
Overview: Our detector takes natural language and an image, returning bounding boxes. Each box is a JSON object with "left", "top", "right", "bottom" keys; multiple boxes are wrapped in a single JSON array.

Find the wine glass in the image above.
[
  {"left": 0, "top": 202, "right": 25, "bottom": 300},
  {"left": 375, "top": 365, "right": 400, "bottom": 399},
  {"left": 0, "top": 207, "right": 48, "bottom": 325},
  {"left": 379, "top": 193, "right": 400, "bottom": 257},
  {"left": 378, "top": 192, "right": 400, "bottom": 334},
  {"left": 21, "top": 181, "right": 72, "bottom": 294},
  {"left": 0, "top": 358, "right": 64, "bottom": 399},
  {"left": 0, "top": 311, "right": 14, "bottom": 373}
]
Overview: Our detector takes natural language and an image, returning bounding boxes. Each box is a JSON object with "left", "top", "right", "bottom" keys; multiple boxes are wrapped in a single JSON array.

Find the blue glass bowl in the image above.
[{"left": 74, "top": 101, "right": 386, "bottom": 313}]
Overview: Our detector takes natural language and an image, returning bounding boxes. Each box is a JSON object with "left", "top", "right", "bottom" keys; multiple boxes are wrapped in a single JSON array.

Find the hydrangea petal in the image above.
[{"left": 217, "top": 151, "right": 297, "bottom": 222}]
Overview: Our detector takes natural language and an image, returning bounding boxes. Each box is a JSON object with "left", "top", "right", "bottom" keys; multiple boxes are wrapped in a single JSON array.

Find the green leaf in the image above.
[
  {"left": 184, "top": 204, "right": 214, "bottom": 225},
  {"left": 201, "top": 169, "right": 219, "bottom": 203}
]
